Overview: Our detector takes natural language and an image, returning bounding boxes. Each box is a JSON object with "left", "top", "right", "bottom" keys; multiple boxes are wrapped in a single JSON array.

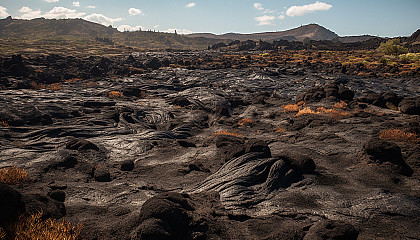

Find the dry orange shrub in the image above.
[
  {"left": 0, "top": 167, "right": 29, "bottom": 185},
  {"left": 85, "top": 81, "right": 96, "bottom": 87},
  {"left": 275, "top": 127, "right": 286, "bottom": 133},
  {"left": 238, "top": 118, "right": 253, "bottom": 126},
  {"left": 380, "top": 129, "right": 420, "bottom": 143},
  {"left": 31, "top": 82, "right": 62, "bottom": 91},
  {"left": 0, "top": 228, "right": 6, "bottom": 239},
  {"left": 108, "top": 91, "right": 123, "bottom": 98},
  {"left": 65, "top": 78, "right": 81, "bottom": 83},
  {"left": 1, "top": 120, "right": 9, "bottom": 127},
  {"left": 295, "top": 107, "right": 316, "bottom": 117},
  {"left": 333, "top": 101, "right": 347, "bottom": 110},
  {"left": 3, "top": 211, "right": 82, "bottom": 240},
  {"left": 295, "top": 106, "right": 350, "bottom": 118},
  {"left": 282, "top": 101, "right": 305, "bottom": 112},
  {"left": 215, "top": 130, "right": 243, "bottom": 138}
]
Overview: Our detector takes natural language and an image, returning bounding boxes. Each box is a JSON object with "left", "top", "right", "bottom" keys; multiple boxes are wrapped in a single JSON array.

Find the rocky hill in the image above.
[
  {"left": 0, "top": 17, "right": 227, "bottom": 51},
  {"left": 188, "top": 24, "right": 339, "bottom": 42},
  {"left": 0, "top": 16, "right": 118, "bottom": 37}
]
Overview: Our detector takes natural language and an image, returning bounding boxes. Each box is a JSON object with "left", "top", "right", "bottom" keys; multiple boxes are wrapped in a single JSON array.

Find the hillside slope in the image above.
[{"left": 188, "top": 24, "right": 339, "bottom": 41}]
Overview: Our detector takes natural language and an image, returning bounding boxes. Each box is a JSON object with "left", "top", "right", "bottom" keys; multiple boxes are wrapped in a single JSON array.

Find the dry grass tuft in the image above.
[
  {"left": 294, "top": 104, "right": 351, "bottom": 119},
  {"left": 0, "top": 227, "right": 6, "bottom": 239},
  {"left": 108, "top": 91, "right": 123, "bottom": 99},
  {"left": 0, "top": 167, "right": 30, "bottom": 185},
  {"left": 1, "top": 120, "right": 9, "bottom": 127},
  {"left": 275, "top": 127, "right": 286, "bottom": 133},
  {"left": 282, "top": 101, "right": 305, "bottom": 112},
  {"left": 31, "top": 82, "right": 62, "bottom": 91},
  {"left": 333, "top": 101, "right": 348, "bottom": 110},
  {"left": 3, "top": 211, "right": 82, "bottom": 240},
  {"left": 238, "top": 118, "right": 253, "bottom": 126},
  {"left": 295, "top": 107, "right": 317, "bottom": 117},
  {"left": 380, "top": 129, "right": 420, "bottom": 143},
  {"left": 215, "top": 130, "right": 244, "bottom": 138}
]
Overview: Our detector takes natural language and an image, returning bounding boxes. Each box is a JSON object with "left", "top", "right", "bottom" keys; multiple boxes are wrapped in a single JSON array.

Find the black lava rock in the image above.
[
  {"left": 0, "top": 183, "right": 25, "bottom": 226},
  {"left": 303, "top": 220, "right": 359, "bottom": 240},
  {"left": 144, "top": 58, "right": 161, "bottom": 70},
  {"left": 399, "top": 96, "right": 420, "bottom": 115},
  {"left": 94, "top": 168, "right": 111, "bottom": 182},
  {"left": 48, "top": 190, "right": 66, "bottom": 202},
  {"left": 135, "top": 192, "right": 193, "bottom": 240},
  {"left": 66, "top": 138, "right": 99, "bottom": 151},
  {"left": 363, "top": 137, "right": 413, "bottom": 176},
  {"left": 23, "top": 194, "right": 66, "bottom": 219},
  {"left": 121, "top": 160, "right": 135, "bottom": 171}
]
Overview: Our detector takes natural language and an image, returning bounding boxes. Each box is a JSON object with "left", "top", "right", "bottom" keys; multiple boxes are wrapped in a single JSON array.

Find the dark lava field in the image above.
[{"left": 0, "top": 52, "right": 419, "bottom": 239}]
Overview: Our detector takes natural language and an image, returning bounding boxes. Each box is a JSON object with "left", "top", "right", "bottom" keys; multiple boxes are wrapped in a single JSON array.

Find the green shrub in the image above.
[
  {"left": 398, "top": 53, "right": 420, "bottom": 63},
  {"left": 377, "top": 39, "right": 408, "bottom": 56},
  {"left": 379, "top": 57, "right": 393, "bottom": 65}
]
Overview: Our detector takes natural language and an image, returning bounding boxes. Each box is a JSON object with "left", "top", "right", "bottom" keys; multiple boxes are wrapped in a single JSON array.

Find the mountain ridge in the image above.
[{"left": 188, "top": 24, "right": 339, "bottom": 42}]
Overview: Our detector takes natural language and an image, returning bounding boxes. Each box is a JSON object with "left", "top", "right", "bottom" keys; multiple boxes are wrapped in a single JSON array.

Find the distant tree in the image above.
[{"left": 377, "top": 39, "right": 408, "bottom": 56}]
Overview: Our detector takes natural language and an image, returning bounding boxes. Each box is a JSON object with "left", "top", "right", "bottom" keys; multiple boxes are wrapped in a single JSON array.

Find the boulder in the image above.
[
  {"left": 303, "top": 220, "right": 359, "bottom": 240},
  {"left": 121, "top": 160, "right": 135, "bottom": 171},
  {"left": 135, "top": 192, "right": 193, "bottom": 240},
  {"left": 363, "top": 137, "right": 413, "bottom": 176},
  {"left": 144, "top": 58, "right": 161, "bottom": 70},
  {"left": 0, "top": 183, "right": 25, "bottom": 226},
  {"left": 399, "top": 96, "right": 420, "bottom": 115},
  {"left": 94, "top": 168, "right": 111, "bottom": 182},
  {"left": 22, "top": 194, "right": 66, "bottom": 219},
  {"left": 66, "top": 138, "right": 99, "bottom": 151}
]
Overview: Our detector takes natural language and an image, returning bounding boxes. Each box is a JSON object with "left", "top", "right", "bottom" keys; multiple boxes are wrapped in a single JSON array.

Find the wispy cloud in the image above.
[
  {"left": 286, "top": 1, "right": 332, "bottom": 17},
  {"left": 255, "top": 15, "right": 276, "bottom": 26},
  {"left": 166, "top": 28, "right": 192, "bottom": 34},
  {"left": 18, "top": 6, "right": 42, "bottom": 19},
  {"left": 254, "top": 3, "right": 264, "bottom": 11},
  {"left": 17, "top": 6, "right": 85, "bottom": 19},
  {"left": 43, "top": 7, "right": 85, "bottom": 19},
  {"left": 0, "top": 6, "right": 9, "bottom": 18},
  {"left": 186, "top": 3, "right": 196, "bottom": 8},
  {"left": 43, "top": 0, "right": 59, "bottom": 2},
  {"left": 84, "top": 13, "right": 122, "bottom": 26},
  {"left": 128, "top": 8, "right": 143, "bottom": 16},
  {"left": 87, "top": 6, "right": 96, "bottom": 9},
  {"left": 73, "top": 2, "right": 80, "bottom": 7},
  {"left": 117, "top": 25, "right": 144, "bottom": 32},
  {"left": 278, "top": 15, "right": 285, "bottom": 20}
]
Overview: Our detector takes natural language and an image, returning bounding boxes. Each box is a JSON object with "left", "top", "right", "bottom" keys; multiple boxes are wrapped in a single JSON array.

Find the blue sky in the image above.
[{"left": 0, "top": 0, "right": 419, "bottom": 36}]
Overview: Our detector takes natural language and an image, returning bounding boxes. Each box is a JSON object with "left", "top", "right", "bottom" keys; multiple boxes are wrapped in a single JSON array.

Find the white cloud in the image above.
[
  {"left": 255, "top": 15, "right": 276, "bottom": 26},
  {"left": 84, "top": 13, "right": 122, "bottom": 26},
  {"left": 166, "top": 28, "right": 192, "bottom": 34},
  {"left": 286, "top": 1, "right": 332, "bottom": 17},
  {"left": 43, "top": 7, "right": 85, "bottom": 19},
  {"left": 20, "top": 10, "right": 43, "bottom": 19},
  {"left": 44, "top": 0, "right": 59, "bottom": 2},
  {"left": 128, "top": 8, "right": 143, "bottom": 16},
  {"left": 0, "top": 6, "right": 9, "bottom": 18},
  {"left": 117, "top": 25, "right": 144, "bottom": 32},
  {"left": 19, "top": 6, "right": 32, "bottom": 13},
  {"left": 186, "top": 3, "right": 196, "bottom": 8},
  {"left": 17, "top": 6, "right": 84, "bottom": 20},
  {"left": 254, "top": 3, "right": 264, "bottom": 11},
  {"left": 278, "top": 15, "right": 285, "bottom": 20},
  {"left": 154, "top": 25, "right": 160, "bottom": 29},
  {"left": 73, "top": 2, "right": 80, "bottom": 7},
  {"left": 18, "top": 7, "right": 42, "bottom": 19},
  {"left": 87, "top": 6, "right": 96, "bottom": 9}
]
